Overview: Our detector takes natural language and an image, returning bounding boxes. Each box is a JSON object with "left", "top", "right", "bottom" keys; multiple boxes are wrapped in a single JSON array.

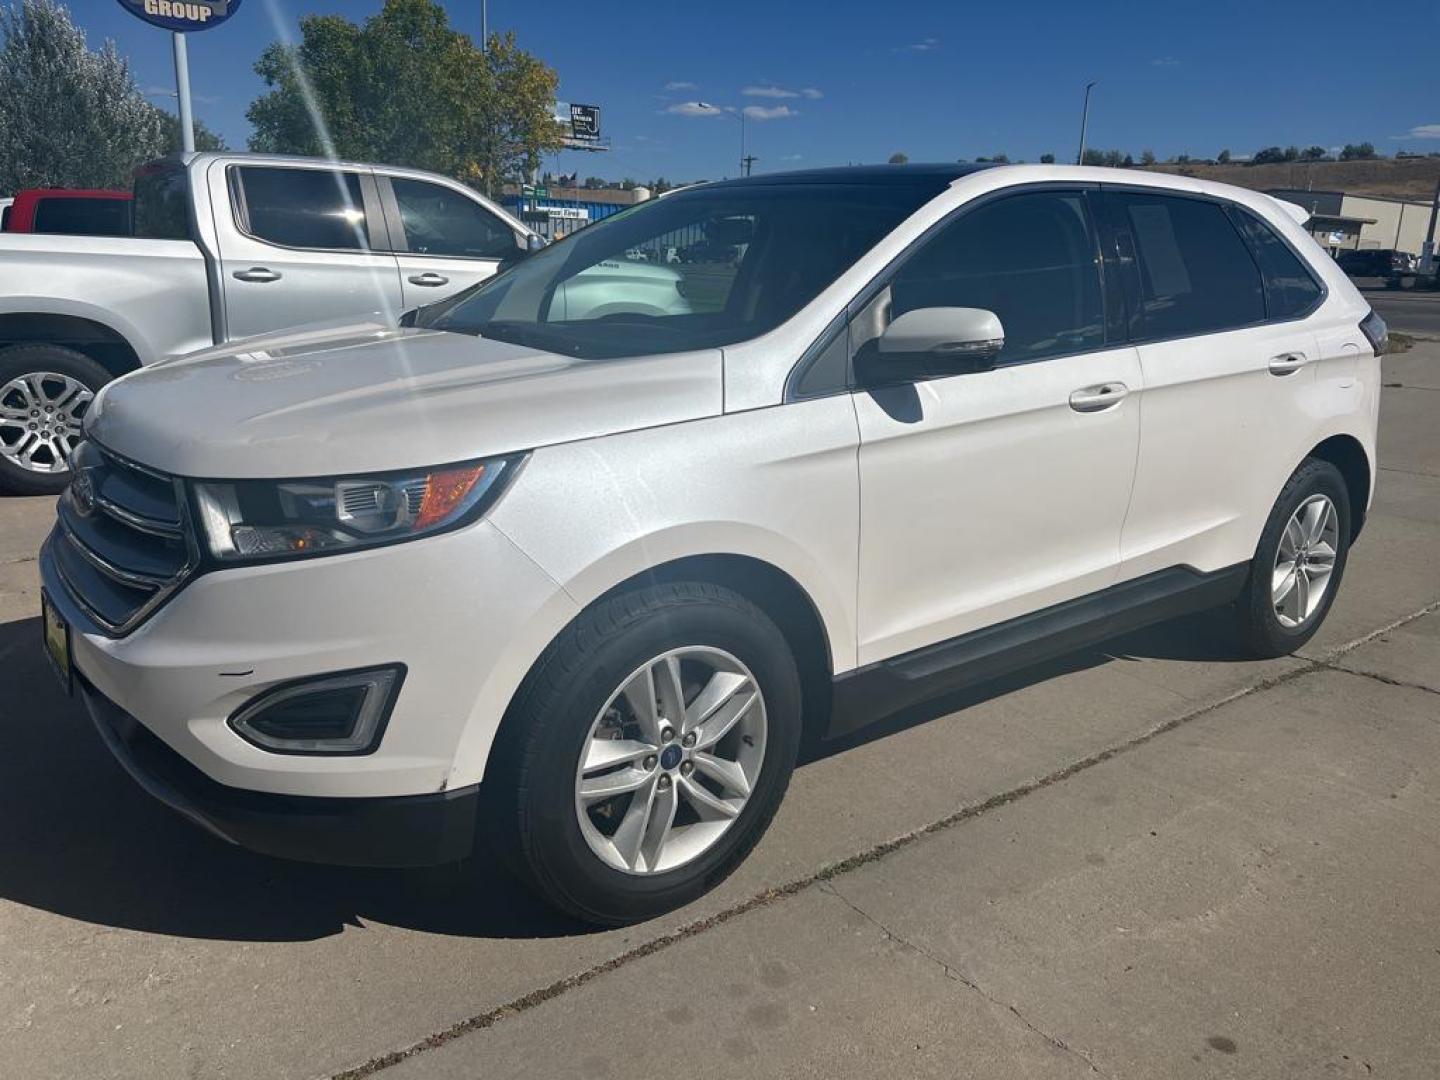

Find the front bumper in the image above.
[{"left": 80, "top": 675, "right": 479, "bottom": 867}]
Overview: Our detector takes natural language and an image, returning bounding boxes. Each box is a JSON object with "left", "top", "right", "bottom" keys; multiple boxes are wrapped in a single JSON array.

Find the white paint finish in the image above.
[
  {"left": 853, "top": 347, "right": 1143, "bottom": 664},
  {"left": 85, "top": 325, "right": 724, "bottom": 478},
  {"left": 55, "top": 520, "right": 574, "bottom": 797}
]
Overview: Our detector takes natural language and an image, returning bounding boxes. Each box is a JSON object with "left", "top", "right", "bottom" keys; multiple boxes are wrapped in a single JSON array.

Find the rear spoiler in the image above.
[{"left": 1269, "top": 197, "right": 1311, "bottom": 227}]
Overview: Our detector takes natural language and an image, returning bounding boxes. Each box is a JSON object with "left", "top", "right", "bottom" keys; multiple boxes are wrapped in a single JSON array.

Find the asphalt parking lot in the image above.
[{"left": 3, "top": 333, "right": 1439, "bottom": 1079}]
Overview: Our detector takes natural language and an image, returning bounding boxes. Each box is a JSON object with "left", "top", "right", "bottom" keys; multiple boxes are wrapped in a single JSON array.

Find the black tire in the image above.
[
  {"left": 484, "top": 581, "right": 803, "bottom": 926},
  {"left": 1231, "top": 458, "right": 1352, "bottom": 658},
  {"left": 0, "top": 343, "right": 111, "bottom": 496}
]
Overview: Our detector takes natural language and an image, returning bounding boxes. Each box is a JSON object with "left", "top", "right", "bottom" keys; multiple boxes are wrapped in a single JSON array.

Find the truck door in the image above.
[{"left": 211, "top": 162, "right": 405, "bottom": 341}]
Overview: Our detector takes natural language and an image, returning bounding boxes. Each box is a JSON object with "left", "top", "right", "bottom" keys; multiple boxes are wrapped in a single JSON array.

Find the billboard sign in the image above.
[
  {"left": 116, "top": 0, "right": 243, "bottom": 33},
  {"left": 569, "top": 104, "right": 601, "bottom": 141}
]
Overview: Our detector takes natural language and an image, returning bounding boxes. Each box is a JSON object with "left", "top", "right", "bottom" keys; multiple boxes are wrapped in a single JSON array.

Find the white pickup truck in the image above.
[{"left": 0, "top": 151, "right": 689, "bottom": 494}]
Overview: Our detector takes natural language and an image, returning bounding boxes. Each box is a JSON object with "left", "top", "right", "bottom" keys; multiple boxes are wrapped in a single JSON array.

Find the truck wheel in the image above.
[
  {"left": 485, "top": 581, "right": 803, "bottom": 926},
  {"left": 1230, "top": 458, "right": 1351, "bottom": 658},
  {"left": 0, "top": 344, "right": 110, "bottom": 496}
]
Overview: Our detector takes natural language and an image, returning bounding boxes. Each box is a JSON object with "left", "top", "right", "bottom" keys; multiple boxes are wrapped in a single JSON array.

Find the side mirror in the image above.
[
  {"left": 526, "top": 233, "right": 546, "bottom": 253},
  {"left": 858, "top": 307, "right": 1005, "bottom": 386},
  {"left": 499, "top": 233, "right": 546, "bottom": 272}
]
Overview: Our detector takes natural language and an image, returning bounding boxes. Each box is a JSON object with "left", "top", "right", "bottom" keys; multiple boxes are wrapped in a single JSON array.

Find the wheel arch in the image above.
[
  {"left": 1307, "top": 433, "right": 1371, "bottom": 542},
  {"left": 0, "top": 312, "right": 141, "bottom": 380}
]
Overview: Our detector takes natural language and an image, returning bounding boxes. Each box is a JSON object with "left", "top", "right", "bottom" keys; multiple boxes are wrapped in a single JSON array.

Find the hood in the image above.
[{"left": 86, "top": 321, "right": 723, "bottom": 479}]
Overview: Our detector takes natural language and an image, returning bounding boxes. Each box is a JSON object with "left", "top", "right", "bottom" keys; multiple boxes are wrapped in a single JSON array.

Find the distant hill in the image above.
[{"left": 1140, "top": 158, "right": 1440, "bottom": 202}]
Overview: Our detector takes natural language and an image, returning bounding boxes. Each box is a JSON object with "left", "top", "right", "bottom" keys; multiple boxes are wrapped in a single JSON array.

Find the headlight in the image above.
[{"left": 192, "top": 455, "right": 524, "bottom": 563}]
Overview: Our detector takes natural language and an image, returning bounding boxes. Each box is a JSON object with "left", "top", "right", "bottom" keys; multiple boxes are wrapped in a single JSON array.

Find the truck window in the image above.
[
  {"left": 235, "top": 166, "right": 371, "bottom": 251},
  {"left": 133, "top": 163, "right": 193, "bottom": 240},
  {"left": 388, "top": 177, "right": 516, "bottom": 259},
  {"left": 32, "top": 198, "right": 132, "bottom": 237}
]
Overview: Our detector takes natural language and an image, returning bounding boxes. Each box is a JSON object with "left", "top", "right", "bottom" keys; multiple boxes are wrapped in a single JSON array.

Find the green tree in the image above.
[
  {"left": 1140, "top": 149, "right": 1156, "bottom": 165},
  {"left": 1039, "top": 152, "right": 1055, "bottom": 164},
  {"left": 0, "top": 0, "right": 164, "bottom": 191},
  {"left": 887, "top": 151, "right": 909, "bottom": 164},
  {"left": 1339, "top": 142, "right": 1377, "bottom": 161},
  {"left": 1300, "top": 145, "right": 1326, "bottom": 161},
  {"left": 1217, "top": 148, "right": 1231, "bottom": 164},
  {"left": 156, "top": 109, "right": 227, "bottom": 153},
  {"left": 1251, "top": 146, "right": 1286, "bottom": 165},
  {"left": 248, "top": 0, "right": 564, "bottom": 195}
]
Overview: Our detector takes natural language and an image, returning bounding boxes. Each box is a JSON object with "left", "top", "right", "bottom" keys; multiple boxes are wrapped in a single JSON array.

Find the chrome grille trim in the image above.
[{"left": 51, "top": 441, "right": 199, "bottom": 637}]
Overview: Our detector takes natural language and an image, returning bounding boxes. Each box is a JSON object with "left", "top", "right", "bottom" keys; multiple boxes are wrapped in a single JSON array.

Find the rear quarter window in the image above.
[{"left": 1229, "top": 206, "right": 1323, "bottom": 319}]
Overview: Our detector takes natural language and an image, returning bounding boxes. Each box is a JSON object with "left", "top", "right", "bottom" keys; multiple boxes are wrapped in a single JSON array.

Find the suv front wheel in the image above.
[
  {"left": 485, "top": 581, "right": 803, "bottom": 925},
  {"left": 1232, "top": 458, "right": 1352, "bottom": 658}
]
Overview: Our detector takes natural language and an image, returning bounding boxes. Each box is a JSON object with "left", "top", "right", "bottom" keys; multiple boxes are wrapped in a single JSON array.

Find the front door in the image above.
[
  {"left": 380, "top": 175, "right": 522, "bottom": 309},
  {"left": 854, "top": 188, "right": 1142, "bottom": 665}
]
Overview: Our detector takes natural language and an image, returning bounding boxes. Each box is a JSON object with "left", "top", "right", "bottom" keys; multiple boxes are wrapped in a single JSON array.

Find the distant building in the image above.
[
  {"left": 1269, "top": 188, "right": 1437, "bottom": 256},
  {"left": 500, "top": 184, "right": 651, "bottom": 241}
]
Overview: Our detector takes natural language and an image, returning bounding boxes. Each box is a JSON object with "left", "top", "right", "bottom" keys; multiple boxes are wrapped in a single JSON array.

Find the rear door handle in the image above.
[
  {"left": 233, "top": 267, "right": 281, "bottom": 283},
  {"left": 1268, "top": 353, "right": 1308, "bottom": 375},
  {"left": 408, "top": 272, "right": 450, "bottom": 287},
  {"left": 1068, "top": 382, "right": 1129, "bottom": 413}
]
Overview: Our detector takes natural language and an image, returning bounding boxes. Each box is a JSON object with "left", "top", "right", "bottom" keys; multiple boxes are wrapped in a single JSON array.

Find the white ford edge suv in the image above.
[{"left": 39, "top": 165, "right": 1383, "bottom": 924}]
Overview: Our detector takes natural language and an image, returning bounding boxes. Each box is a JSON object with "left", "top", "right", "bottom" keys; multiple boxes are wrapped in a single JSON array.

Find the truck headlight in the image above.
[{"left": 192, "top": 455, "right": 524, "bottom": 563}]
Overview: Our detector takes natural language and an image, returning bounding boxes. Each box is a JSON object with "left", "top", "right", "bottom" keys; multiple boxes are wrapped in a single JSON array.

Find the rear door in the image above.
[
  {"left": 1102, "top": 188, "right": 1322, "bottom": 581},
  {"left": 212, "top": 162, "right": 405, "bottom": 340},
  {"left": 377, "top": 174, "right": 524, "bottom": 308}
]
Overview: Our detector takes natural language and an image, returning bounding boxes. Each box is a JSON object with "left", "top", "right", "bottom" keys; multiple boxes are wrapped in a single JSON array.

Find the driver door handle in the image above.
[
  {"left": 1268, "top": 352, "right": 1308, "bottom": 375},
  {"left": 233, "top": 267, "right": 281, "bottom": 283},
  {"left": 408, "top": 272, "right": 450, "bottom": 287},
  {"left": 1068, "top": 381, "right": 1129, "bottom": 413}
]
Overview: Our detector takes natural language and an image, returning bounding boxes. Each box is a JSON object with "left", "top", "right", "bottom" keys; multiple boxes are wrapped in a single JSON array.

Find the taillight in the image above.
[{"left": 1359, "top": 309, "right": 1388, "bottom": 356}]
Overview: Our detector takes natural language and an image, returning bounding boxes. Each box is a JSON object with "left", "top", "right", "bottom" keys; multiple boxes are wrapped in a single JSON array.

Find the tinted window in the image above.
[
  {"left": 1230, "top": 207, "right": 1322, "bottom": 318},
  {"left": 390, "top": 177, "right": 515, "bottom": 259},
  {"left": 236, "top": 167, "right": 370, "bottom": 250},
  {"left": 420, "top": 182, "right": 933, "bottom": 360},
  {"left": 885, "top": 190, "right": 1105, "bottom": 365},
  {"left": 133, "top": 162, "right": 192, "bottom": 240},
  {"left": 33, "top": 197, "right": 131, "bottom": 236},
  {"left": 1114, "top": 192, "right": 1264, "bottom": 338}
]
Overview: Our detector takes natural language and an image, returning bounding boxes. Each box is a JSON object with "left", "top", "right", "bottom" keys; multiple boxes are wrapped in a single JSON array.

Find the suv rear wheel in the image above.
[
  {"left": 0, "top": 344, "right": 109, "bottom": 495},
  {"left": 1232, "top": 458, "right": 1352, "bottom": 658},
  {"left": 485, "top": 581, "right": 803, "bottom": 925}
]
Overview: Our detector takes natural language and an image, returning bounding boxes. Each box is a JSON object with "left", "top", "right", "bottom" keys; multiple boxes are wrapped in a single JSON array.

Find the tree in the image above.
[
  {"left": 1175, "top": 153, "right": 1192, "bottom": 164},
  {"left": 887, "top": 152, "right": 909, "bottom": 164},
  {"left": 248, "top": 0, "right": 565, "bottom": 195},
  {"left": 990, "top": 152, "right": 1009, "bottom": 163},
  {"left": 1283, "top": 145, "right": 1299, "bottom": 162},
  {"left": 1081, "top": 148, "right": 1106, "bottom": 166},
  {"left": 1217, "top": 148, "right": 1231, "bottom": 164},
  {"left": 1121, "top": 153, "right": 1134, "bottom": 167},
  {"left": 1039, "top": 152, "right": 1055, "bottom": 164},
  {"left": 1300, "top": 145, "right": 1326, "bottom": 161},
  {"left": 1339, "top": 142, "right": 1377, "bottom": 161},
  {"left": 1140, "top": 149, "right": 1156, "bottom": 166},
  {"left": 1251, "top": 146, "right": 1286, "bottom": 165},
  {"left": 155, "top": 109, "right": 226, "bottom": 153},
  {"left": 0, "top": 0, "right": 167, "bottom": 191}
]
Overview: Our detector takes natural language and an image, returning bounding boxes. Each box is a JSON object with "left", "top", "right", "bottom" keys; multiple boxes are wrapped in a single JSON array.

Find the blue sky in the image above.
[{"left": 72, "top": 0, "right": 1440, "bottom": 182}]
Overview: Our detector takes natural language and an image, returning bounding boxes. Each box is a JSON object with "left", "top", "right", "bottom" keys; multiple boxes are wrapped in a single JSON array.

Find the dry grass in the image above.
[{"left": 1141, "top": 159, "right": 1440, "bottom": 201}]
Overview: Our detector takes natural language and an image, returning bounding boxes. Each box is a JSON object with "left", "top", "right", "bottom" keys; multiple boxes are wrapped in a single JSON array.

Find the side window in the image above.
[
  {"left": 235, "top": 166, "right": 370, "bottom": 251},
  {"left": 884, "top": 190, "right": 1106, "bottom": 366},
  {"left": 33, "top": 198, "right": 131, "bottom": 236},
  {"left": 389, "top": 178, "right": 516, "bottom": 259},
  {"left": 1230, "top": 206, "right": 1323, "bottom": 319},
  {"left": 1112, "top": 192, "right": 1264, "bottom": 339}
]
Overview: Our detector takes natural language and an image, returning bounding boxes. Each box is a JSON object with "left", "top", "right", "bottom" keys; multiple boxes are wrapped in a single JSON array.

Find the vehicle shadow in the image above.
[{"left": 0, "top": 606, "right": 1249, "bottom": 943}]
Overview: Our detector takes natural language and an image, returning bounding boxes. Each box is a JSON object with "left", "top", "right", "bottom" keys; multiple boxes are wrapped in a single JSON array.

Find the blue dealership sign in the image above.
[{"left": 116, "top": 0, "right": 243, "bottom": 33}]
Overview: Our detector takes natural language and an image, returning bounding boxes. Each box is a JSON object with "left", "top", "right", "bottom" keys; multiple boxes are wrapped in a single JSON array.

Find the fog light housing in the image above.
[{"left": 229, "top": 665, "right": 405, "bottom": 755}]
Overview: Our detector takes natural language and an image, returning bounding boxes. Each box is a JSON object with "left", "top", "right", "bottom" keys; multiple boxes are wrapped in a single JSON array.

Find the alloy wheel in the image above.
[
  {"left": 574, "top": 646, "right": 767, "bottom": 875},
  {"left": 0, "top": 372, "right": 92, "bottom": 474},
  {"left": 1272, "top": 493, "right": 1339, "bottom": 628}
]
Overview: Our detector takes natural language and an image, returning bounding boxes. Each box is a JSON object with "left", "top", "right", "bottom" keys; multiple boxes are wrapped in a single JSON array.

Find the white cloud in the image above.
[
  {"left": 664, "top": 80, "right": 697, "bottom": 91},
  {"left": 742, "top": 105, "right": 797, "bottom": 121},
  {"left": 1150, "top": 56, "right": 1180, "bottom": 67},
  {"left": 781, "top": 153, "right": 804, "bottom": 161},
  {"left": 666, "top": 101, "right": 723, "bottom": 117},
  {"left": 801, "top": 87, "right": 823, "bottom": 99},
  {"left": 1392, "top": 123, "right": 1440, "bottom": 140},
  {"left": 906, "top": 37, "right": 940, "bottom": 52},
  {"left": 743, "top": 85, "right": 799, "bottom": 99}
]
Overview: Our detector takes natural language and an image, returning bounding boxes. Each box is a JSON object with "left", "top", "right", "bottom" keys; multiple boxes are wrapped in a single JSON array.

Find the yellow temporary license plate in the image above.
[{"left": 41, "top": 590, "right": 72, "bottom": 696}]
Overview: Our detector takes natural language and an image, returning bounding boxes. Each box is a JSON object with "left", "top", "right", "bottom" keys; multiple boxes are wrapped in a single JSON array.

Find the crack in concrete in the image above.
[
  {"left": 821, "top": 881, "right": 1107, "bottom": 1075},
  {"left": 333, "top": 597, "right": 1440, "bottom": 1080},
  {"left": 1316, "top": 660, "right": 1440, "bottom": 699},
  {"left": 1379, "top": 465, "right": 1440, "bottom": 480}
]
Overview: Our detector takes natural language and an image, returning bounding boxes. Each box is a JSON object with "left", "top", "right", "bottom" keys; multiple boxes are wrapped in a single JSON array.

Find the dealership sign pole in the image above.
[{"left": 115, "top": 2, "right": 244, "bottom": 153}]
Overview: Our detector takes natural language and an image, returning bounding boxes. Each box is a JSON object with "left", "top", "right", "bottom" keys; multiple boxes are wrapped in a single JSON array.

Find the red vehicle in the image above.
[{"left": 1, "top": 188, "right": 132, "bottom": 236}]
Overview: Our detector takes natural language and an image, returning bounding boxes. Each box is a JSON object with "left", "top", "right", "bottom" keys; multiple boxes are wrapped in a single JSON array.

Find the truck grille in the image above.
[{"left": 51, "top": 441, "right": 198, "bottom": 636}]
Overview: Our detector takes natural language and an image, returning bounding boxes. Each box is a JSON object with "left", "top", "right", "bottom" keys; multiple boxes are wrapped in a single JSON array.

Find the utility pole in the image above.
[
  {"left": 1076, "top": 81, "right": 1096, "bottom": 166},
  {"left": 481, "top": 0, "right": 488, "bottom": 50},
  {"left": 172, "top": 32, "right": 194, "bottom": 153},
  {"left": 741, "top": 154, "right": 758, "bottom": 177}
]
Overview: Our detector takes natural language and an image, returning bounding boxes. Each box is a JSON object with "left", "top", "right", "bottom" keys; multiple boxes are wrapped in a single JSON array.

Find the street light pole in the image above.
[
  {"left": 697, "top": 102, "right": 750, "bottom": 177},
  {"left": 1076, "top": 80, "right": 1096, "bottom": 166},
  {"left": 481, "top": 0, "right": 488, "bottom": 50}
]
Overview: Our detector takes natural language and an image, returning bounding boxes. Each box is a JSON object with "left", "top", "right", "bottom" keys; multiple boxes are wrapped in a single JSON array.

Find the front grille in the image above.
[{"left": 51, "top": 441, "right": 198, "bottom": 636}]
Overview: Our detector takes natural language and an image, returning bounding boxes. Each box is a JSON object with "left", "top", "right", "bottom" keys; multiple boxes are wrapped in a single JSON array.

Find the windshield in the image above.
[{"left": 416, "top": 181, "right": 944, "bottom": 359}]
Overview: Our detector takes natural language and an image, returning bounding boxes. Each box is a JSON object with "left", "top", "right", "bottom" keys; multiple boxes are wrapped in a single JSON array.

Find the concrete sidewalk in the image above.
[{"left": 2, "top": 341, "right": 1438, "bottom": 1079}]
